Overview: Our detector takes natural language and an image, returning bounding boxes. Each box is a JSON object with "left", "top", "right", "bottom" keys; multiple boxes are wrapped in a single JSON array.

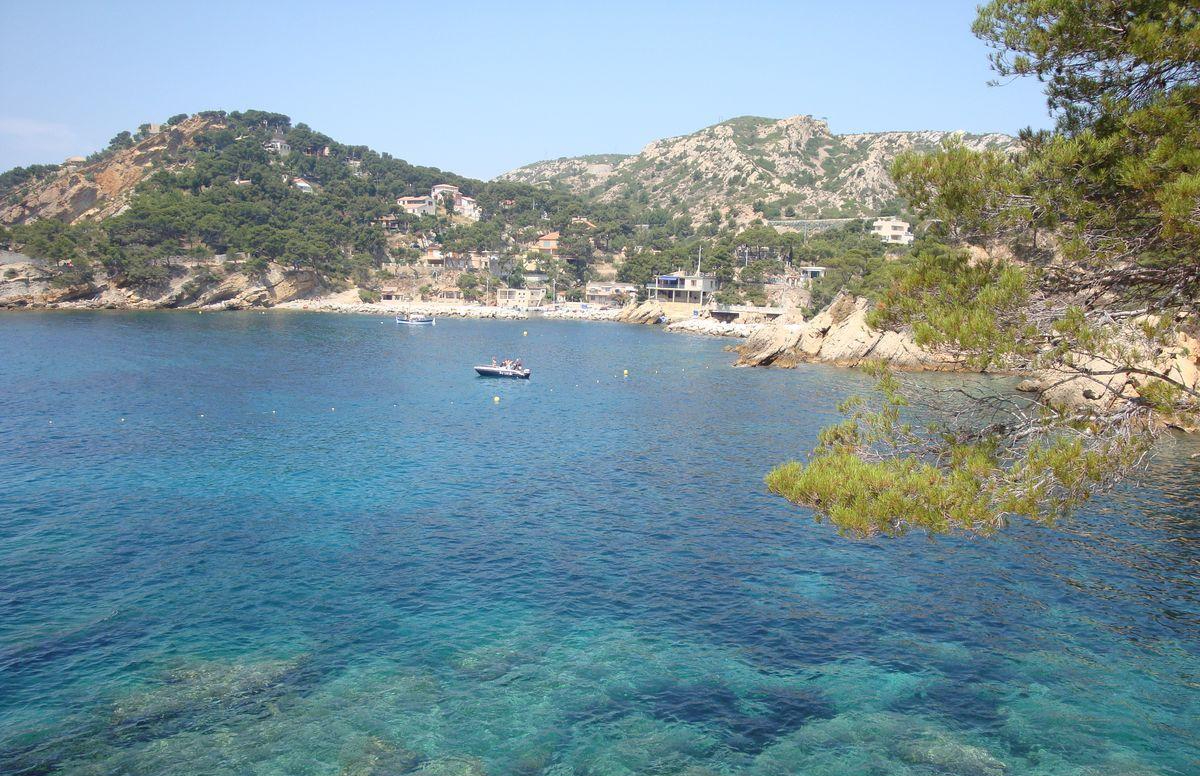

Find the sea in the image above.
[{"left": 1, "top": 311, "right": 1197, "bottom": 775}]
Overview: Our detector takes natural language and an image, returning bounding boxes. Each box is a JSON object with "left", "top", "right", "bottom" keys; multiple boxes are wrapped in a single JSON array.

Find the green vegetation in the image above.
[
  {"left": 0, "top": 163, "right": 61, "bottom": 202},
  {"left": 0, "top": 110, "right": 654, "bottom": 288},
  {"left": 768, "top": 0, "right": 1200, "bottom": 538}
]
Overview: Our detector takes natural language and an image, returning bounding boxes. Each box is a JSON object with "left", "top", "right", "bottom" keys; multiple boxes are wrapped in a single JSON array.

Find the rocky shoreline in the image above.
[{"left": 5, "top": 255, "right": 1195, "bottom": 425}]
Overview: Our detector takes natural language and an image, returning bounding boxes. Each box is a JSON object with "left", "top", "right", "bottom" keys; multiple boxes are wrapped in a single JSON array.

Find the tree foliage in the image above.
[{"left": 769, "top": 0, "right": 1200, "bottom": 538}]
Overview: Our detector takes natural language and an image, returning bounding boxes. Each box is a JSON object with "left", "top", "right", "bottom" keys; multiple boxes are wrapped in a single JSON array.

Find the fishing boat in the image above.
[
  {"left": 474, "top": 363, "right": 531, "bottom": 379},
  {"left": 396, "top": 313, "right": 435, "bottom": 325}
]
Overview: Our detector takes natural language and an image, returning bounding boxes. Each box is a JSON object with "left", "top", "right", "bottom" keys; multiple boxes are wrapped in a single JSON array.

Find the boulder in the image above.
[
  {"left": 735, "top": 292, "right": 958, "bottom": 371},
  {"left": 616, "top": 300, "right": 665, "bottom": 324}
]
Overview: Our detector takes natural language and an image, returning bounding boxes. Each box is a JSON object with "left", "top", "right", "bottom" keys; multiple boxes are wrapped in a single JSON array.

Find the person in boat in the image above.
[
  {"left": 491, "top": 357, "right": 498, "bottom": 367},
  {"left": 514, "top": 359, "right": 523, "bottom": 369}
]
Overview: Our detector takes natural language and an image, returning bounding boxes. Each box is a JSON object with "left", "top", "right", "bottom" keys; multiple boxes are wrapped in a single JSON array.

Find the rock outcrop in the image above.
[
  {"left": 665, "top": 317, "right": 759, "bottom": 338},
  {"left": 615, "top": 300, "right": 665, "bottom": 324},
  {"left": 1, "top": 115, "right": 224, "bottom": 226},
  {"left": 735, "top": 293, "right": 960, "bottom": 370},
  {"left": 1015, "top": 328, "right": 1200, "bottom": 429},
  {"left": 0, "top": 256, "right": 323, "bottom": 310}
]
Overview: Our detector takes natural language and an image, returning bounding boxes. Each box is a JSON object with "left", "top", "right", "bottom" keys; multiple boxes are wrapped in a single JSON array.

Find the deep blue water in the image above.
[{"left": 0, "top": 311, "right": 1197, "bottom": 776}]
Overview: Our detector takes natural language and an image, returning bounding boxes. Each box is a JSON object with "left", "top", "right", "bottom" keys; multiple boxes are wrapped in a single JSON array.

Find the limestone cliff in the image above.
[
  {"left": 1, "top": 115, "right": 226, "bottom": 226},
  {"left": 0, "top": 255, "right": 321, "bottom": 310}
]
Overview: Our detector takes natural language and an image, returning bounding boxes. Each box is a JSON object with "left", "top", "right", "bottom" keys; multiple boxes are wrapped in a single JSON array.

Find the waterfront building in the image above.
[
  {"left": 585, "top": 281, "right": 638, "bottom": 308},
  {"left": 496, "top": 287, "right": 547, "bottom": 309},
  {"left": 645, "top": 271, "right": 720, "bottom": 305}
]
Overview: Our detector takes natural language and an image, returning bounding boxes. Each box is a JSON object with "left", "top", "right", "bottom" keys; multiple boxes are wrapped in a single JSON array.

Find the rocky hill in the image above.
[{"left": 498, "top": 115, "right": 1015, "bottom": 223}]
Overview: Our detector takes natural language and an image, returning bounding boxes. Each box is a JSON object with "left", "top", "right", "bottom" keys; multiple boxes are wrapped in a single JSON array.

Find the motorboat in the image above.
[
  {"left": 396, "top": 314, "right": 435, "bottom": 325},
  {"left": 474, "top": 364, "right": 531, "bottom": 379}
]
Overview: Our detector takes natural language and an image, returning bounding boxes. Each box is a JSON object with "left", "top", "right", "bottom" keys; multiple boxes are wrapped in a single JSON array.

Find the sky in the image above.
[{"left": 0, "top": 0, "right": 1053, "bottom": 180}]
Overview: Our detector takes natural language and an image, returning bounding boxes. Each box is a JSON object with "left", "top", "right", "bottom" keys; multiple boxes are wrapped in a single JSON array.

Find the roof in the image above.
[{"left": 538, "top": 231, "right": 560, "bottom": 240}]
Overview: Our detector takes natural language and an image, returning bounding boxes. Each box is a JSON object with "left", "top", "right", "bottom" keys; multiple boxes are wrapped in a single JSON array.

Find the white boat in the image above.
[
  {"left": 396, "top": 314, "right": 435, "bottom": 325},
  {"left": 474, "top": 364, "right": 531, "bottom": 379}
]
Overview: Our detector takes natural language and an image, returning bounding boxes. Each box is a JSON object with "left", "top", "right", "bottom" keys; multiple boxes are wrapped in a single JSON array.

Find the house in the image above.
[
  {"left": 496, "top": 287, "right": 547, "bottom": 309},
  {"left": 767, "top": 266, "right": 826, "bottom": 287},
  {"left": 431, "top": 183, "right": 460, "bottom": 202},
  {"left": 398, "top": 195, "right": 436, "bottom": 217},
  {"left": 535, "top": 231, "right": 560, "bottom": 255},
  {"left": 232, "top": 178, "right": 252, "bottom": 186},
  {"left": 63, "top": 155, "right": 86, "bottom": 168},
  {"left": 293, "top": 178, "right": 314, "bottom": 194},
  {"left": 585, "top": 281, "right": 638, "bottom": 308},
  {"left": 458, "top": 196, "right": 482, "bottom": 221},
  {"left": 263, "top": 134, "right": 291, "bottom": 155},
  {"left": 645, "top": 271, "right": 720, "bottom": 305},
  {"left": 570, "top": 216, "right": 597, "bottom": 229},
  {"left": 432, "top": 287, "right": 466, "bottom": 302},
  {"left": 378, "top": 214, "right": 404, "bottom": 231},
  {"left": 419, "top": 249, "right": 445, "bottom": 267},
  {"left": 872, "top": 217, "right": 914, "bottom": 245},
  {"left": 428, "top": 184, "right": 481, "bottom": 221}
]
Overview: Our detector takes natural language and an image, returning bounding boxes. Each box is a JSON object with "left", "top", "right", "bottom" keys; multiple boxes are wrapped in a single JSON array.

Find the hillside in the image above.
[
  {"left": 0, "top": 109, "right": 630, "bottom": 309},
  {"left": 498, "top": 115, "right": 1015, "bottom": 223}
]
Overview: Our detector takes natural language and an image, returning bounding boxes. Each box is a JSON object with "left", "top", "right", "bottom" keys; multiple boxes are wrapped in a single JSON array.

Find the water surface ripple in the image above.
[{"left": 0, "top": 312, "right": 1197, "bottom": 775}]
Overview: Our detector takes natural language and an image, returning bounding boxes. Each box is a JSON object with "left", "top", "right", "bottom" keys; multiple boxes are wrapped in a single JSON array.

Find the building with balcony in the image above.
[
  {"left": 645, "top": 272, "right": 720, "bottom": 305},
  {"left": 497, "top": 287, "right": 547, "bottom": 309}
]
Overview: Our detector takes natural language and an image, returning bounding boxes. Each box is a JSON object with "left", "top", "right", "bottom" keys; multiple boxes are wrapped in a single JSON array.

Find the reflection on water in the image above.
[{"left": 0, "top": 312, "right": 1196, "bottom": 775}]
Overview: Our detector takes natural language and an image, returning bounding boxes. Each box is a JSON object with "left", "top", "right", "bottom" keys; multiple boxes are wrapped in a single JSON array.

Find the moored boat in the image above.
[
  {"left": 396, "top": 314, "right": 435, "bottom": 325},
  {"left": 474, "top": 364, "right": 531, "bottom": 379}
]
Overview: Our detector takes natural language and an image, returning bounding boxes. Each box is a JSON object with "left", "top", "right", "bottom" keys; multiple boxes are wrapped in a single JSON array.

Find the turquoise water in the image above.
[{"left": 1, "top": 312, "right": 1197, "bottom": 776}]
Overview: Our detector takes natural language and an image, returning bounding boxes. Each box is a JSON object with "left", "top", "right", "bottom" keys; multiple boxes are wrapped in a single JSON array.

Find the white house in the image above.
[
  {"left": 263, "top": 134, "right": 291, "bottom": 156},
  {"left": 293, "top": 178, "right": 314, "bottom": 194},
  {"left": 458, "top": 196, "right": 481, "bottom": 221},
  {"left": 872, "top": 217, "right": 914, "bottom": 245},
  {"left": 398, "top": 195, "right": 436, "bottom": 217},
  {"left": 645, "top": 271, "right": 720, "bottom": 305}
]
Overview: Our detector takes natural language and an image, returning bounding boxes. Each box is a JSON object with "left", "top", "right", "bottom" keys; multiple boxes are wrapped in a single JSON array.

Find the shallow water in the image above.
[{"left": 0, "top": 311, "right": 1197, "bottom": 775}]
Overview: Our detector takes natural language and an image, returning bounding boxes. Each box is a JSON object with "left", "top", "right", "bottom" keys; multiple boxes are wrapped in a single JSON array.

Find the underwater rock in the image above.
[
  {"left": 897, "top": 732, "right": 1007, "bottom": 776},
  {"left": 107, "top": 655, "right": 313, "bottom": 743},
  {"left": 415, "top": 754, "right": 487, "bottom": 776},
  {"left": 339, "top": 735, "right": 422, "bottom": 775},
  {"left": 452, "top": 643, "right": 539, "bottom": 681}
]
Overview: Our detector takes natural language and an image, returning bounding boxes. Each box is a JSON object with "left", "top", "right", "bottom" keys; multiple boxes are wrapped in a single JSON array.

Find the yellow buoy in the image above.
[
  {"left": 523, "top": 331, "right": 528, "bottom": 336},
  {"left": 493, "top": 396, "right": 500, "bottom": 403},
  {"left": 623, "top": 369, "right": 629, "bottom": 377}
]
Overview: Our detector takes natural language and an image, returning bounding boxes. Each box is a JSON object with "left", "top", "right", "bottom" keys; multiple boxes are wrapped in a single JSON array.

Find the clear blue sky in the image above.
[{"left": 0, "top": 0, "right": 1051, "bottom": 180}]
